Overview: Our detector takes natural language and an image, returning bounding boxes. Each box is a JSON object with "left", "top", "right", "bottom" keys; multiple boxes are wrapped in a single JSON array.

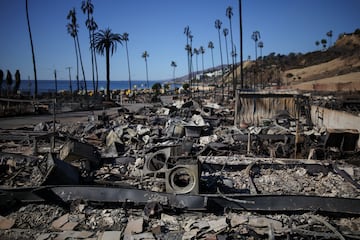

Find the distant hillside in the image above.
[{"left": 231, "top": 28, "right": 360, "bottom": 92}]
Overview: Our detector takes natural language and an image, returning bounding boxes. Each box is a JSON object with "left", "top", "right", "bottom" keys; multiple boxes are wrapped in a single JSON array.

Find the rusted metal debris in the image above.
[{"left": 1, "top": 94, "right": 360, "bottom": 239}]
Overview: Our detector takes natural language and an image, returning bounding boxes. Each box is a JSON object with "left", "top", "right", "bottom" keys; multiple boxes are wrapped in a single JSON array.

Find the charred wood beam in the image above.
[{"left": 2, "top": 186, "right": 360, "bottom": 215}]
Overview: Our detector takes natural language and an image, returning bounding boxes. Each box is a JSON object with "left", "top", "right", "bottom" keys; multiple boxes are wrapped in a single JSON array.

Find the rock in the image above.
[{"left": 0, "top": 216, "right": 15, "bottom": 230}]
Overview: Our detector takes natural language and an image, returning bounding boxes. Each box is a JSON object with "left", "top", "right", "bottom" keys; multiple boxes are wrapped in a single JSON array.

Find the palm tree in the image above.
[
  {"left": 223, "top": 28, "right": 230, "bottom": 66},
  {"left": 226, "top": 6, "right": 236, "bottom": 95},
  {"left": 215, "top": 19, "right": 225, "bottom": 100},
  {"left": 26, "top": 0, "right": 38, "bottom": 97},
  {"left": 88, "top": 17, "right": 99, "bottom": 92},
  {"left": 199, "top": 46, "right": 205, "bottom": 95},
  {"left": 6, "top": 70, "right": 12, "bottom": 96},
  {"left": 258, "top": 41, "right": 264, "bottom": 60},
  {"left": 123, "top": 32, "right": 132, "bottom": 91},
  {"left": 93, "top": 28, "right": 122, "bottom": 101},
  {"left": 142, "top": 51, "right": 149, "bottom": 89},
  {"left": 208, "top": 41, "right": 215, "bottom": 71},
  {"left": 184, "top": 26, "right": 194, "bottom": 93},
  {"left": 14, "top": 70, "right": 21, "bottom": 94},
  {"left": 258, "top": 41, "right": 264, "bottom": 88},
  {"left": 251, "top": 31, "right": 260, "bottom": 60},
  {"left": 171, "top": 61, "right": 177, "bottom": 82},
  {"left": 81, "top": 0, "right": 94, "bottom": 92},
  {"left": 194, "top": 48, "right": 200, "bottom": 92},
  {"left": 315, "top": 40, "right": 320, "bottom": 50},
  {"left": 321, "top": 38, "right": 327, "bottom": 50},
  {"left": 67, "top": 8, "right": 87, "bottom": 94},
  {"left": 326, "top": 30, "right": 333, "bottom": 47},
  {"left": 67, "top": 9, "right": 79, "bottom": 92}
]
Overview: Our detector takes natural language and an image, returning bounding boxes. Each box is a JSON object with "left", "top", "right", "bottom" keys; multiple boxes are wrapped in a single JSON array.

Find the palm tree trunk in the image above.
[
  {"left": 224, "top": 35, "right": 230, "bottom": 95},
  {"left": 229, "top": 17, "right": 236, "bottom": 96},
  {"left": 201, "top": 53, "right": 204, "bottom": 97},
  {"left": 217, "top": 29, "right": 225, "bottom": 100},
  {"left": 92, "top": 29, "right": 99, "bottom": 93},
  {"left": 26, "top": 0, "right": 37, "bottom": 98},
  {"left": 76, "top": 35, "right": 87, "bottom": 94},
  {"left": 73, "top": 37, "right": 80, "bottom": 92},
  {"left": 89, "top": 30, "right": 95, "bottom": 93},
  {"left": 106, "top": 47, "right": 110, "bottom": 101},
  {"left": 125, "top": 41, "right": 132, "bottom": 91},
  {"left": 145, "top": 59, "right": 149, "bottom": 89}
]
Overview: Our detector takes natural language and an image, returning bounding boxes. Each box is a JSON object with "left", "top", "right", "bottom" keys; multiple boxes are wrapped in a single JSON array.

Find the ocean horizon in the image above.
[{"left": 19, "top": 80, "right": 166, "bottom": 94}]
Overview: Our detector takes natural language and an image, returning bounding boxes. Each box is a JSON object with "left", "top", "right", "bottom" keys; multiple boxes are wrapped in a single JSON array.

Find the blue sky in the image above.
[{"left": 0, "top": 0, "right": 359, "bottom": 81}]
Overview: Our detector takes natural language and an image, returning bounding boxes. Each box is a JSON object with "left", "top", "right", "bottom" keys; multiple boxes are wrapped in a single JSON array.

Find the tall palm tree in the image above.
[
  {"left": 321, "top": 38, "right": 327, "bottom": 50},
  {"left": 258, "top": 41, "right": 264, "bottom": 60},
  {"left": 88, "top": 17, "right": 99, "bottom": 92},
  {"left": 123, "top": 33, "right": 132, "bottom": 91},
  {"left": 208, "top": 41, "right": 215, "bottom": 75},
  {"left": 215, "top": 19, "right": 225, "bottom": 100},
  {"left": 171, "top": 61, "right": 177, "bottom": 82},
  {"left": 81, "top": 0, "right": 97, "bottom": 93},
  {"left": 184, "top": 26, "right": 194, "bottom": 94},
  {"left": 93, "top": 28, "right": 122, "bottom": 101},
  {"left": 199, "top": 46, "right": 205, "bottom": 95},
  {"left": 258, "top": 41, "right": 264, "bottom": 88},
  {"left": 193, "top": 48, "right": 199, "bottom": 92},
  {"left": 193, "top": 48, "right": 199, "bottom": 75},
  {"left": 142, "top": 51, "right": 149, "bottom": 89},
  {"left": 223, "top": 28, "right": 230, "bottom": 66},
  {"left": 67, "top": 9, "right": 80, "bottom": 92},
  {"left": 226, "top": 6, "right": 236, "bottom": 95},
  {"left": 67, "top": 8, "right": 87, "bottom": 94},
  {"left": 6, "top": 70, "right": 12, "bottom": 96},
  {"left": 184, "top": 26, "right": 191, "bottom": 78},
  {"left": 251, "top": 31, "right": 260, "bottom": 60},
  {"left": 26, "top": 0, "right": 38, "bottom": 97},
  {"left": 223, "top": 28, "right": 231, "bottom": 95}
]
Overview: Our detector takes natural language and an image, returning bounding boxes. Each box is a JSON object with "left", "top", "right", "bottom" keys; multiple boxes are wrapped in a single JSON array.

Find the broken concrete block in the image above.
[
  {"left": 52, "top": 231, "right": 94, "bottom": 240},
  {"left": 124, "top": 217, "right": 144, "bottom": 235},
  {"left": 0, "top": 216, "right": 15, "bottom": 230},
  {"left": 208, "top": 217, "right": 228, "bottom": 233},
  {"left": 51, "top": 213, "right": 69, "bottom": 230},
  {"left": 99, "top": 231, "right": 122, "bottom": 240},
  {"left": 60, "top": 221, "right": 78, "bottom": 231},
  {"left": 248, "top": 216, "right": 283, "bottom": 230},
  {"left": 229, "top": 214, "right": 248, "bottom": 227},
  {"left": 125, "top": 232, "right": 155, "bottom": 240},
  {"left": 181, "top": 229, "right": 199, "bottom": 240},
  {"left": 106, "top": 130, "right": 122, "bottom": 147}
]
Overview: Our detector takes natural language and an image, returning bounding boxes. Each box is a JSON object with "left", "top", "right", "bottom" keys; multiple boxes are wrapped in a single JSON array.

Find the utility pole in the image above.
[
  {"left": 66, "top": 67, "right": 73, "bottom": 94},
  {"left": 239, "top": 0, "right": 244, "bottom": 89}
]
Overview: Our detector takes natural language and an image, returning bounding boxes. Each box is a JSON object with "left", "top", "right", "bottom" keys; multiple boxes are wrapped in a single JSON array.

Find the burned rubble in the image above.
[{"left": 1, "top": 93, "right": 360, "bottom": 239}]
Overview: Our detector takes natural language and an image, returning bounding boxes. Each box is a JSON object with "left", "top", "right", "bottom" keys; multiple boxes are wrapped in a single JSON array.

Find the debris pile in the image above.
[{"left": 1, "top": 95, "right": 360, "bottom": 239}]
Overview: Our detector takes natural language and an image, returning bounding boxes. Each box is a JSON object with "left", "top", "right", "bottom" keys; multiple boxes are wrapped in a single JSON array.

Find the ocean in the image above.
[{"left": 19, "top": 80, "right": 164, "bottom": 94}]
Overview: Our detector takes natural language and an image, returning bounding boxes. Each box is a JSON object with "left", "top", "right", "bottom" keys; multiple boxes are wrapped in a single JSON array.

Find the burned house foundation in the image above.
[{"left": 0, "top": 91, "right": 360, "bottom": 239}]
